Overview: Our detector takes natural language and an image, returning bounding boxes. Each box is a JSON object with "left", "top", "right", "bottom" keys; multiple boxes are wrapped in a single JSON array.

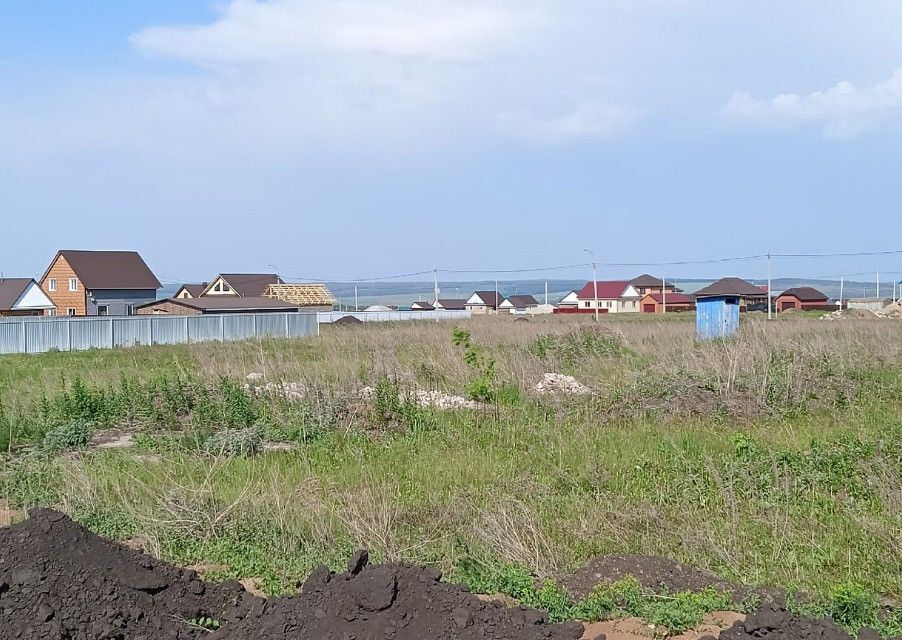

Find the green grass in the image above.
[{"left": 0, "top": 316, "right": 899, "bottom": 637}]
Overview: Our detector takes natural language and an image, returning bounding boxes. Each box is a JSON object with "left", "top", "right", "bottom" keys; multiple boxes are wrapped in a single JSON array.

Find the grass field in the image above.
[{"left": 1, "top": 313, "right": 900, "bottom": 634}]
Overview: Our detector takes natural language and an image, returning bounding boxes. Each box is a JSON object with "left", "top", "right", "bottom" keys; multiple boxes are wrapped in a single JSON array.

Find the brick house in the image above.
[
  {"left": 693, "top": 277, "right": 767, "bottom": 312},
  {"left": 639, "top": 292, "right": 695, "bottom": 313},
  {"left": 39, "top": 250, "right": 161, "bottom": 316},
  {"left": 774, "top": 287, "right": 830, "bottom": 312}
]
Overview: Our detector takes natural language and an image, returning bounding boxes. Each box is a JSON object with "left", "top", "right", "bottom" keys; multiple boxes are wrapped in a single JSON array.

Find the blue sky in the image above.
[{"left": 2, "top": 1, "right": 901, "bottom": 286}]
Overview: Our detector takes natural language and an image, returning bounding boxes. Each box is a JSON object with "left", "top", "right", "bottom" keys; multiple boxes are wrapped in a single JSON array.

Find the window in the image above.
[
  {"left": 97, "top": 305, "right": 108, "bottom": 316},
  {"left": 48, "top": 308, "right": 57, "bottom": 316},
  {"left": 67, "top": 308, "right": 77, "bottom": 316},
  {"left": 606, "top": 300, "right": 612, "bottom": 308},
  {"left": 126, "top": 304, "right": 135, "bottom": 316},
  {"left": 68, "top": 278, "right": 78, "bottom": 291},
  {"left": 48, "top": 278, "right": 57, "bottom": 292},
  {"left": 583, "top": 301, "right": 591, "bottom": 308}
]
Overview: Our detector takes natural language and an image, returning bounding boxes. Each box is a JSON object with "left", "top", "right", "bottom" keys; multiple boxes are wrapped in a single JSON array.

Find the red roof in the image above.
[
  {"left": 576, "top": 281, "right": 633, "bottom": 300},
  {"left": 645, "top": 292, "right": 694, "bottom": 304}
]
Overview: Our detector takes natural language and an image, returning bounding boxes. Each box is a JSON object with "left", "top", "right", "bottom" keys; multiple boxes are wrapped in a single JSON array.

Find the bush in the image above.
[
  {"left": 452, "top": 328, "right": 496, "bottom": 402},
  {"left": 202, "top": 424, "right": 265, "bottom": 457},
  {"left": 41, "top": 420, "right": 93, "bottom": 454}
]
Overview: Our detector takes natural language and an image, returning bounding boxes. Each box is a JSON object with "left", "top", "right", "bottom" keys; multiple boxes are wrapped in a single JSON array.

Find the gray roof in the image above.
[{"left": 44, "top": 250, "right": 161, "bottom": 290}]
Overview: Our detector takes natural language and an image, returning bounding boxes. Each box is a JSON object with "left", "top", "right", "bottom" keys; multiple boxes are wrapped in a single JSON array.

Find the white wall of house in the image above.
[
  {"left": 203, "top": 277, "right": 237, "bottom": 296},
  {"left": 14, "top": 281, "right": 56, "bottom": 311}
]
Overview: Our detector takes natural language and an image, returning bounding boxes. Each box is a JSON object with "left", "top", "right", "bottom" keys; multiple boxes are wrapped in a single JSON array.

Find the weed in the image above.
[
  {"left": 452, "top": 328, "right": 496, "bottom": 402},
  {"left": 41, "top": 420, "right": 93, "bottom": 454}
]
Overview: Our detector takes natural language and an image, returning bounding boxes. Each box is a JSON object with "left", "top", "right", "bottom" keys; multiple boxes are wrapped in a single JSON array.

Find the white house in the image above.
[
  {"left": 0, "top": 278, "right": 57, "bottom": 316},
  {"left": 465, "top": 290, "right": 504, "bottom": 314},
  {"left": 575, "top": 281, "right": 642, "bottom": 313},
  {"left": 557, "top": 291, "right": 579, "bottom": 308},
  {"left": 498, "top": 295, "right": 539, "bottom": 313}
]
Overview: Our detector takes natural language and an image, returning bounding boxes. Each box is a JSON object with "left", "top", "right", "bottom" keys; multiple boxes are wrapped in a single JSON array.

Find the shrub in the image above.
[
  {"left": 452, "top": 328, "right": 496, "bottom": 402},
  {"left": 41, "top": 420, "right": 93, "bottom": 454},
  {"left": 202, "top": 424, "right": 265, "bottom": 457}
]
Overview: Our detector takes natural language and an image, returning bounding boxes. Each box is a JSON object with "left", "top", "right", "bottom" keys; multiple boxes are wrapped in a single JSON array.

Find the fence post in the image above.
[
  {"left": 220, "top": 314, "right": 225, "bottom": 342},
  {"left": 66, "top": 318, "right": 71, "bottom": 352},
  {"left": 285, "top": 313, "right": 290, "bottom": 338},
  {"left": 185, "top": 315, "right": 190, "bottom": 343},
  {"left": 109, "top": 318, "right": 114, "bottom": 348},
  {"left": 253, "top": 313, "right": 257, "bottom": 338},
  {"left": 20, "top": 321, "right": 27, "bottom": 354},
  {"left": 149, "top": 317, "right": 154, "bottom": 345}
]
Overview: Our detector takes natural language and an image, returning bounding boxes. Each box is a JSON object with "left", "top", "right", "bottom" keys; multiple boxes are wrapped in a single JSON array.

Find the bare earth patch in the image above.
[{"left": 582, "top": 611, "right": 744, "bottom": 640}]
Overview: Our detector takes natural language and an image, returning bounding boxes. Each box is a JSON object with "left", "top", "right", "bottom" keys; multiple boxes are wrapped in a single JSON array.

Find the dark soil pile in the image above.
[
  {"left": 0, "top": 511, "right": 583, "bottom": 640},
  {"left": 720, "top": 605, "right": 866, "bottom": 640},
  {"left": 0, "top": 509, "right": 258, "bottom": 639},
  {"left": 215, "top": 549, "right": 585, "bottom": 640}
]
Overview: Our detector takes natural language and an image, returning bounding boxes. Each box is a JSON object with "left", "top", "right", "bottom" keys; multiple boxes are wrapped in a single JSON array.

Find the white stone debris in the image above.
[
  {"left": 244, "top": 373, "right": 305, "bottom": 401},
  {"left": 357, "top": 386, "right": 477, "bottom": 410},
  {"left": 535, "top": 372, "right": 593, "bottom": 396}
]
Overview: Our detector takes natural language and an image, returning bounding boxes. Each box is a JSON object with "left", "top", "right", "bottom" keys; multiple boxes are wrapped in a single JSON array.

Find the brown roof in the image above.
[
  {"left": 263, "top": 283, "right": 335, "bottom": 306},
  {"left": 470, "top": 290, "right": 505, "bottom": 306},
  {"left": 206, "top": 274, "right": 283, "bottom": 297},
  {"left": 503, "top": 295, "right": 539, "bottom": 307},
  {"left": 410, "top": 301, "right": 435, "bottom": 310},
  {"left": 777, "top": 287, "right": 828, "bottom": 302},
  {"left": 139, "top": 297, "right": 300, "bottom": 313},
  {"left": 0, "top": 278, "right": 34, "bottom": 311},
  {"left": 436, "top": 299, "right": 467, "bottom": 310},
  {"left": 175, "top": 283, "right": 208, "bottom": 297},
  {"left": 630, "top": 273, "right": 678, "bottom": 288},
  {"left": 44, "top": 250, "right": 161, "bottom": 290},
  {"left": 694, "top": 277, "right": 767, "bottom": 298}
]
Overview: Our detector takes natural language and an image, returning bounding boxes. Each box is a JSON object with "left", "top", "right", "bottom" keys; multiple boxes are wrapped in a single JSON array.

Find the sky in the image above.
[{"left": 1, "top": 1, "right": 901, "bottom": 286}]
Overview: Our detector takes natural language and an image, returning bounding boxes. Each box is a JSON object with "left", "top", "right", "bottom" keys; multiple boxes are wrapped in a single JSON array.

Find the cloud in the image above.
[
  {"left": 496, "top": 101, "right": 639, "bottom": 142},
  {"left": 131, "top": 0, "right": 545, "bottom": 63},
  {"left": 723, "top": 69, "right": 902, "bottom": 137}
]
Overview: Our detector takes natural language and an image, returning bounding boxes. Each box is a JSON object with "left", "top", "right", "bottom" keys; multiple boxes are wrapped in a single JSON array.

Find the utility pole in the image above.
[
  {"left": 354, "top": 282, "right": 359, "bottom": 312},
  {"left": 544, "top": 281, "right": 548, "bottom": 306},
  {"left": 494, "top": 279, "right": 499, "bottom": 315},
  {"left": 433, "top": 268, "right": 439, "bottom": 304},
  {"left": 839, "top": 276, "right": 844, "bottom": 310},
  {"left": 661, "top": 275, "right": 666, "bottom": 314},
  {"left": 766, "top": 252, "right": 772, "bottom": 320},
  {"left": 876, "top": 267, "right": 880, "bottom": 301},
  {"left": 584, "top": 249, "right": 598, "bottom": 321}
]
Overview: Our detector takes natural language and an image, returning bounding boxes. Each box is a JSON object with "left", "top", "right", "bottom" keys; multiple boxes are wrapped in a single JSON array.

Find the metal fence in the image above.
[
  {"left": 0, "top": 313, "right": 319, "bottom": 355},
  {"left": 317, "top": 310, "right": 471, "bottom": 323}
]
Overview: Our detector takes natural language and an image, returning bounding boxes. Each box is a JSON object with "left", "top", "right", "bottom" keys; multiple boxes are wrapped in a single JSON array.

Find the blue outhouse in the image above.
[{"left": 696, "top": 295, "right": 740, "bottom": 339}]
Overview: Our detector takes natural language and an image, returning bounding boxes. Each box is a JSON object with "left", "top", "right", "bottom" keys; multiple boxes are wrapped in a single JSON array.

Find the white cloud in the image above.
[
  {"left": 723, "top": 69, "right": 902, "bottom": 137},
  {"left": 131, "top": 0, "right": 545, "bottom": 63},
  {"left": 497, "top": 101, "right": 639, "bottom": 142}
]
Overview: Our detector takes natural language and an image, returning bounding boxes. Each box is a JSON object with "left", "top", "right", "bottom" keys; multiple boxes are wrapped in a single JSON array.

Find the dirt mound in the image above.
[
  {"left": 561, "top": 555, "right": 787, "bottom": 605},
  {"left": 333, "top": 315, "right": 364, "bottom": 326},
  {"left": 220, "top": 550, "right": 584, "bottom": 640},
  {"left": 0, "top": 509, "right": 258, "bottom": 639},
  {"left": 719, "top": 605, "right": 859, "bottom": 639},
  {"left": 1, "top": 510, "right": 583, "bottom": 640}
]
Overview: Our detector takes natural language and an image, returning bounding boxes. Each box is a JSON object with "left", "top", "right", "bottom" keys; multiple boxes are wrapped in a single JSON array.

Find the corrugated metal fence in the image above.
[
  {"left": 318, "top": 310, "right": 471, "bottom": 323},
  {"left": 0, "top": 313, "right": 319, "bottom": 355}
]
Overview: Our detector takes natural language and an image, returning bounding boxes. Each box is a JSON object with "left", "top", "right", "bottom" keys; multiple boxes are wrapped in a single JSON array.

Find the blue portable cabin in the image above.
[
  {"left": 695, "top": 295, "right": 740, "bottom": 339},
  {"left": 693, "top": 277, "right": 766, "bottom": 339}
]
